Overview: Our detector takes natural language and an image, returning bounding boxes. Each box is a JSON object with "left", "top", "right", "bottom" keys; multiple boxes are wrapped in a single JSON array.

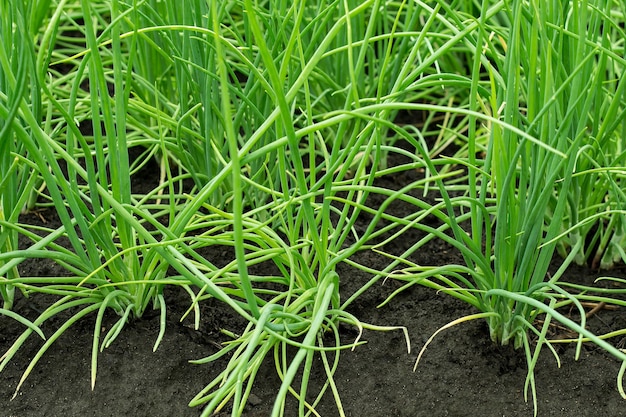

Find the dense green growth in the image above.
[{"left": 1, "top": 0, "right": 626, "bottom": 416}]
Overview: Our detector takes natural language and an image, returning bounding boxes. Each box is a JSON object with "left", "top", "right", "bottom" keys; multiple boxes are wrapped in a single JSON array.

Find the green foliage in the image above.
[
  {"left": 0, "top": 1, "right": 45, "bottom": 310},
  {"left": 375, "top": 0, "right": 626, "bottom": 413},
  {"left": 1, "top": 0, "right": 626, "bottom": 416}
]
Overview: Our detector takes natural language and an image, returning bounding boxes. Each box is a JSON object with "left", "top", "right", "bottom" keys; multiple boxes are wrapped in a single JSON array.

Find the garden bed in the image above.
[
  {"left": 3, "top": 192, "right": 626, "bottom": 417},
  {"left": 3, "top": 1, "right": 626, "bottom": 416}
]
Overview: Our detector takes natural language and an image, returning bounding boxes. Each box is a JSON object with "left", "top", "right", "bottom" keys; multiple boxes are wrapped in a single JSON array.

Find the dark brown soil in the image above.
[{"left": 3, "top": 152, "right": 626, "bottom": 417}]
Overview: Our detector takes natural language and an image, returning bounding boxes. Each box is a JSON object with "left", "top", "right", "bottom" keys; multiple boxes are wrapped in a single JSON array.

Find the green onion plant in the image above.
[
  {"left": 376, "top": 0, "right": 626, "bottom": 414},
  {"left": 0, "top": 0, "right": 215, "bottom": 396}
]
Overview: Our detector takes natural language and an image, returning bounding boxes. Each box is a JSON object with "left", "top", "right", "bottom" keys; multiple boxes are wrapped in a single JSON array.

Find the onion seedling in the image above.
[
  {"left": 0, "top": 0, "right": 234, "bottom": 396},
  {"left": 377, "top": 1, "right": 626, "bottom": 414}
]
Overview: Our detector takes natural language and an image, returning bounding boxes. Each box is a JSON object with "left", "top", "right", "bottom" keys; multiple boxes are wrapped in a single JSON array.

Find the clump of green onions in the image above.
[{"left": 376, "top": 0, "right": 626, "bottom": 414}]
